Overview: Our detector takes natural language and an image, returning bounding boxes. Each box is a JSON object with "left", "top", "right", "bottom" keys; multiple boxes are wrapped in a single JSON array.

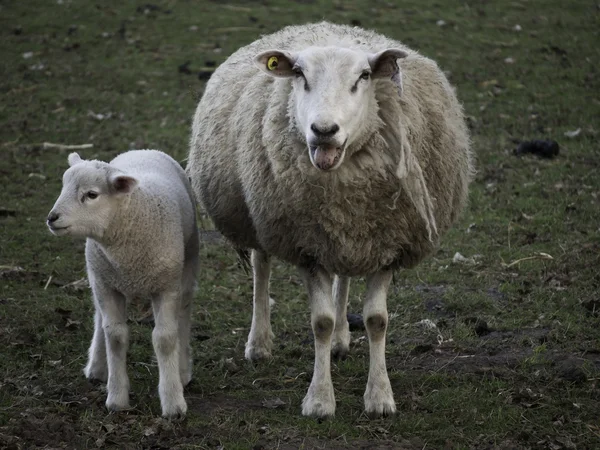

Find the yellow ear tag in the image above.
[{"left": 267, "top": 56, "right": 279, "bottom": 71}]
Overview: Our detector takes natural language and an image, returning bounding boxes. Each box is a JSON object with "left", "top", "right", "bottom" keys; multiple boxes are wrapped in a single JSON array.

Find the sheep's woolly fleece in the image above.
[{"left": 188, "top": 21, "right": 474, "bottom": 276}]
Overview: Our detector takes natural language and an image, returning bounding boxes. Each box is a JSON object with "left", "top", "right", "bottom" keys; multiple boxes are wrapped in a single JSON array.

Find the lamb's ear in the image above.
[
  {"left": 68, "top": 152, "right": 83, "bottom": 167},
  {"left": 369, "top": 48, "right": 409, "bottom": 95},
  {"left": 110, "top": 174, "right": 138, "bottom": 194},
  {"left": 254, "top": 50, "right": 298, "bottom": 77}
]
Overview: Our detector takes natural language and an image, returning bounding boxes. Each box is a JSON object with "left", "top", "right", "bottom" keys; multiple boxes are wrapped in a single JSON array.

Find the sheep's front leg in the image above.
[
  {"left": 93, "top": 281, "right": 130, "bottom": 411},
  {"left": 84, "top": 306, "right": 108, "bottom": 382},
  {"left": 331, "top": 275, "right": 351, "bottom": 359},
  {"left": 152, "top": 289, "right": 186, "bottom": 419},
  {"left": 245, "top": 250, "right": 273, "bottom": 361},
  {"left": 363, "top": 270, "right": 396, "bottom": 416},
  {"left": 300, "top": 267, "right": 336, "bottom": 418}
]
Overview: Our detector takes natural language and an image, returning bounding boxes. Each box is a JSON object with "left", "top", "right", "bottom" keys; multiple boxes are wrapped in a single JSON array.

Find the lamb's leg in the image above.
[
  {"left": 152, "top": 288, "right": 186, "bottom": 419},
  {"left": 178, "top": 285, "right": 193, "bottom": 388},
  {"left": 179, "top": 244, "right": 198, "bottom": 387},
  {"left": 300, "top": 267, "right": 336, "bottom": 418},
  {"left": 331, "top": 275, "right": 351, "bottom": 360},
  {"left": 245, "top": 249, "right": 273, "bottom": 361},
  {"left": 84, "top": 305, "right": 108, "bottom": 382},
  {"left": 94, "top": 282, "right": 130, "bottom": 411},
  {"left": 363, "top": 269, "right": 396, "bottom": 416}
]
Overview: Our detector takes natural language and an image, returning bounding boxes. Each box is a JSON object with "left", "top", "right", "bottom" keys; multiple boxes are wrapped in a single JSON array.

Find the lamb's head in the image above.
[
  {"left": 46, "top": 153, "right": 138, "bottom": 240},
  {"left": 255, "top": 46, "right": 407, "bottom": 171}
]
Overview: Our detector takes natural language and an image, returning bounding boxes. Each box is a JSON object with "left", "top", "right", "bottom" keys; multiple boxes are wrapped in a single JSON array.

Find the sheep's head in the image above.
[
  {"left": 255, "top": 46, "right": 407, "bottom": 171},
  {"left": 47, "top": 153, "right": 138, "bottom": 240}
]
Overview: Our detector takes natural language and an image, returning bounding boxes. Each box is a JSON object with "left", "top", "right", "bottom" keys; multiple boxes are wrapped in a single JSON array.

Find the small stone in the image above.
[
  {"left": 557, "top": 359, "right": 587, "bottom": 384},
  {"left": 465, "top": 317, "right": 491, "bottom": 336},
  {"left": 347, "top": 313, "right": 364, "bottom": 331}
]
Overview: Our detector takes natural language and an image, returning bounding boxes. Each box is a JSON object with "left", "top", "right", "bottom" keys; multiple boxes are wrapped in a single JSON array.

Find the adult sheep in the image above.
[
  {"left": 47, "top": 150, "right": 199, "bottom": 419},
  {"left": 188, "top": 21, "right": 473, "bottom": 418}
]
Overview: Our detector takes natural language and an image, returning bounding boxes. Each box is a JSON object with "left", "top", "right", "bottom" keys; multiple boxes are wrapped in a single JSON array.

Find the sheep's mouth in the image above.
[
  {"left": 48, "top": 224, "right": 70, "bottom": 235},
  {"left": 308, "top": 140, "right": 347, "bottom": 171}
]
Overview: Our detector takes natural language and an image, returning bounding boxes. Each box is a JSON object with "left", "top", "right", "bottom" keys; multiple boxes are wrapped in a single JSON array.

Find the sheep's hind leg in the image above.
[
  {"left": 95, "top": 283, "right": 130, "bottom": 412},
  {"left": 245, "top": 250, "right": 273, "bottom": 361},
  {"left": 84, "top": 305, "right": 108, "bottom": 382},
  {"left": 331, "top": 275, "right": 351, "bottom": 360},
  {"left": 300, "top": 267, "right": 336, "bottom": 418},
  {"left": 363, "top": 270, "right": 396, "bottom": 417},
  {"left": 178, "top": 284, "right": 193, "bottom": 388},
  {"left": 152, "top": 288, "right": 187, "bottom": 419}
]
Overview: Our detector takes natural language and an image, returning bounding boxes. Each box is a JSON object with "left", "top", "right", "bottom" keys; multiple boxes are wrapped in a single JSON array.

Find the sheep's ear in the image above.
[
  {"left": 110, "top": 175, "right": 138, "bottom": 194},
  {"left": 254, "top": 50, "right": 298, "bottom": 77},
  {"left": 369, "top": 48, "right": 408, "bottom": 95},
  {"left": 68, "top": 152, "right": 83, "bottom": 166}
]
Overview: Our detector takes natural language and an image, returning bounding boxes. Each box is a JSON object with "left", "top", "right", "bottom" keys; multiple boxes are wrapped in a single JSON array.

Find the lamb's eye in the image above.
[
  {"left": 292, "top": 67, "right": 303, "bottom": 78},
  {"left": 360, "top": 71, "right": 371, "bottom": 81},
  {"left": 86, "top": 191, "right": 98, "bottom": 200}
]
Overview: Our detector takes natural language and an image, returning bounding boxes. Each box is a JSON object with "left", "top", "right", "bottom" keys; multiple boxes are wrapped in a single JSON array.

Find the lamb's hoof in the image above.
[
  {"left": 302, "top": 384, "right": 335, "bottom": 418},
  {"left": 245, "top": 341, "right": 272, "bottom": 361},
  {"left": 364, "top": 384, "right": 396, "bottom": 418},
  {"left": 84, "top": 364, "right": 108, "bottom": 383},
  {"left": 161, "top": 398, "right": 187, "bottom": 420}
]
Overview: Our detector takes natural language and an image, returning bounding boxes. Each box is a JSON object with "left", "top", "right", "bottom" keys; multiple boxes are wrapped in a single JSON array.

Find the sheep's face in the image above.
[
  {"left": 255, "top": 46, "right": 407, "bottom": 171},
  {"left": 47, "top": 153, "right": 138, "bottom": 240}
]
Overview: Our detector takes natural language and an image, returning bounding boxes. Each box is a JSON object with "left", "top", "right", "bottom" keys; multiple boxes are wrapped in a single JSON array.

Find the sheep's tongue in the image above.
[{"left": 312, "top": 145, "right": 339, "bottom": 170}]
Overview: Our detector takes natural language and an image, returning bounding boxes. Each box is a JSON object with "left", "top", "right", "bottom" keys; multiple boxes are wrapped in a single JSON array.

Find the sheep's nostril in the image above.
[
  {"left": 47, "top": 212, "right": 60, "bottom": 224},
  {"left": 310, "top": 123, "right": 339, "bottom": 137}
]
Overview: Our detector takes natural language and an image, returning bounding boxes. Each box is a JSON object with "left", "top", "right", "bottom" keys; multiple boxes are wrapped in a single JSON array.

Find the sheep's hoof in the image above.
[
  {"left": 302, "top": 384, "right": 335, "bottom": 418},
  {"left": 84, "top": 365, "right": 108, "bottom": 383},
  {"left": 162, "top": 408, "right": 187, "bottom": 421},
  {"left": 364, "top": 384, "right": 396, "bottom": 418},
  {"left": 105, "top": 398, "right": 130, "bottom": 412},
  {"left": 331, "top": 342, "right": 350, "bottom": 360},
  {"left": 161, "top": 400, "right": 187, "bottom": 420},
  {"left": 244, "top": 342, "right": 272, "bottom": 361}
]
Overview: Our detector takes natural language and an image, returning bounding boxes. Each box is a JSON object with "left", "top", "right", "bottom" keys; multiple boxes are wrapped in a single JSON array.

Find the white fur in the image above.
[
  {"left": 47, "top": 150, "right": 199, "bottom": 419},
  {"left": 187, "top": 22, "right": 473, "bottom": 418},
  {"left": 245, "top": 250, "right": 274, "bottom": 360}
]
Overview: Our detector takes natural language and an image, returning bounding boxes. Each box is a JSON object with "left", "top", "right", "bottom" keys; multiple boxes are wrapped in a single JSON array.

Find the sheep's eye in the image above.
[
  {"left": 267, "top": 56, "right": 279, "bottom": 71},
  {"left": 86, "top": 191, "right": 98, "bottom": 200},
  {"left": 360, "top": 71, "right": 371, "bottom": 81},
  {"left": 292, "top": 67, "right": 309, "bottom": 91}
]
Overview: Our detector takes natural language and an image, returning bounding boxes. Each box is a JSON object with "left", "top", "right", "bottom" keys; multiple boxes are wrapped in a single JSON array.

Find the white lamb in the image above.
[
  {"left": 47, "top": 150, "right": 199, "bottom": 419},
  {"left": 188, "top": 22, "right": 473, "bottom": 418}
]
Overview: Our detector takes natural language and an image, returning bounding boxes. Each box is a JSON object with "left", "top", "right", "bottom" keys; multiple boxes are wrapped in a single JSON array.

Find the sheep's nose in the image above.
[
  {"left": 47, "top": 212, "right": 60, "bottom": 224},
  {"left": 310, "top": 122, "right": 339, "bottom": 137}
]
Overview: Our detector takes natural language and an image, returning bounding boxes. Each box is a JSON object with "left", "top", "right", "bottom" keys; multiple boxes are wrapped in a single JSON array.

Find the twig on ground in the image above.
[
  {"left": 502, "top": 252, "right": 554, "bottom": 268},
  {"left": 40, "top": 142, "right": 94, "bottom": 151}
]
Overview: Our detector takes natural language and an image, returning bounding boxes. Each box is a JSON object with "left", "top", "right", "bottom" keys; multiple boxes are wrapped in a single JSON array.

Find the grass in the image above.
[{"left": 1, "top": 0, "right": 599, "bottom": 448}]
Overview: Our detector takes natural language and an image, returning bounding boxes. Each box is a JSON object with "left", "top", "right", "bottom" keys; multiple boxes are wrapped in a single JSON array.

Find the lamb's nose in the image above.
[{"left": 47, "top": 212, "right": 60, "bottom": 224}]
